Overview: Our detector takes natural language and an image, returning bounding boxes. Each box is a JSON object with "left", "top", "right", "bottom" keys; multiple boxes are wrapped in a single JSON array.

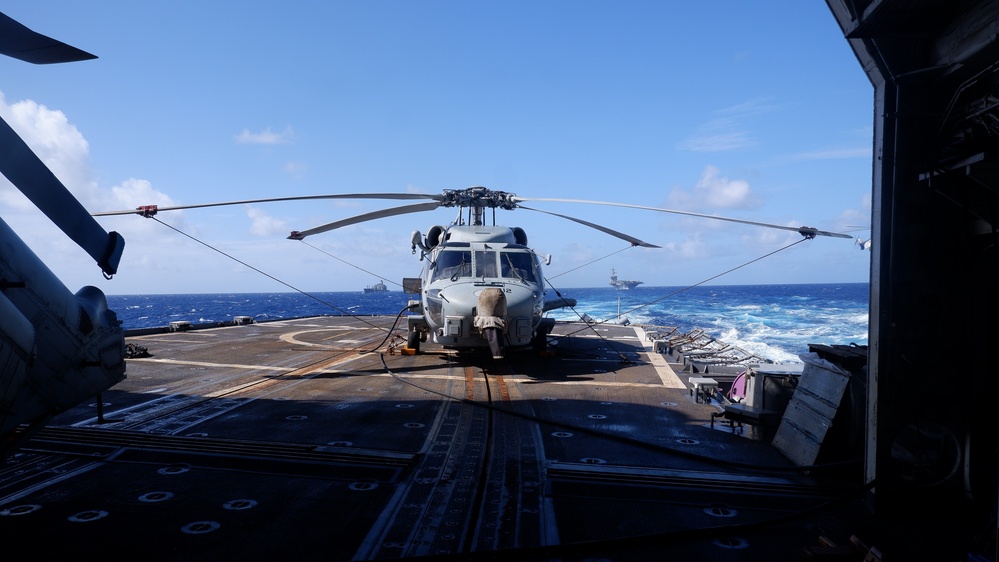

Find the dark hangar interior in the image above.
[{"left": 828, "top": 0, "right": 998, "bottom": 550}]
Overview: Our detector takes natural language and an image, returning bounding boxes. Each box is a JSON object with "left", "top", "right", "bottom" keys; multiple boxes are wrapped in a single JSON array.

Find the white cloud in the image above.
[
  {"left": 0, "top": 92, "right": 93, "bottom": 208},
  {"left": 678, "top": 98, "right": 778, "bottom": 152},
  {"left": 717, "top": 98, "right": 779, "bottom": 117},
  {"left": 0, "top": 92, "right": 187, "bottom": 292},
  {"left": 667, "top": 165, "right": 760, "bottom": 211},
  {"left": 109, "top": 178, "right": 178, "bottom": 209},
  {"left": 677, "top": 127, "right": 753, "bottom": 152},
  {"left": 786, "top": 146, "right": 872, "bottom": 161},
  {"left": 832, "top": 193, "right": 872, "bottom": 234},
  {"left": 663, "top": 233, "right": 708, "bottom": 259},
  {"left": 1, "top": 92, "right": 171, "bottom": 217},
  {"left": 234, "top": 126, "right": 294, "bottom": 145},
  {"left": 283, "top": 160, "right": 307, "bottom": 177},
  {"left": 247, "top": 206, "right": 287, "bottom": 236}
]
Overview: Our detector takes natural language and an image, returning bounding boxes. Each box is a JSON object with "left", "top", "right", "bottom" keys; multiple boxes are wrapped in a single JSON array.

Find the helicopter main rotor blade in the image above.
[
  {"left": 0, "top": 12, "right": 97, "bottom": 64},
  {"left": 518, "top": 205, "right": 660, "bottom": 248},
  {"left": 92, "top": 193, "right": 441, "bottom": 217},
  {"left": 514, "top": 196, "right": 853, "bottom": 239},
  {"left": 0, "top": 115, "right": 123, "bottom": 275},
  {"left": 288, "top": 201, "right": 443, "bottom": 240}
]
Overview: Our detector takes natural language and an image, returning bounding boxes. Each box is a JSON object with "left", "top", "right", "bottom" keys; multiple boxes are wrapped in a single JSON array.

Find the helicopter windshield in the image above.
[
  {"left": 474, "top": 250, "right": 498, "bottom": 278},
  {"left": 500, "top": 251, "right": 539, "bottom": 283},
  {"left": 431, "top": 249, "right": 472, "bottom": 282}
]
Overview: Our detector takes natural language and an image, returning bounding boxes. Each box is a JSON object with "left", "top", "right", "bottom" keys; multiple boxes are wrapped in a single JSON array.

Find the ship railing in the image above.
[
  {"left": 673, "top": 334, "right": 724, "bottom": 353},
  {"left": 680, "top": 344, "right": 733, "bottom": 357},
  {"left": 666, "top": 329, "right": 704, "bottom": 346},
  {"left": 642, "top": 326, "right": 678, "bottom": 342}
]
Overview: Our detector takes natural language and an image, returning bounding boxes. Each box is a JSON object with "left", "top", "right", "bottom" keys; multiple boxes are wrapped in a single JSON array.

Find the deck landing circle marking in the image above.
[
  {"left": 280, "top": 328, "right": 362, "bottom": 349},
  {"left": 676, "top": 438, "right": 700, "bottom": 445},
  {"left": 158, "top": 464, "right": 191, "bottom": 476},
  {"left": 551, "top": 432, "right": 574, "bottom": 438},
  {"left": 1, "top": 504, "right": 40, "bottom": 516},
  {"left": 68, "top": 510, "right": 108, "bottom": 522},
  {"left": 713, "top": 536, "right": 749, "bottom": 549},
  {"left": 139, "top": 492, "right": 174, "bottom": 503},
  {"left": 224, "top": 499, "right": 258, "bottom": 510},
  {"left": 704, "top": 506, "right": 737, "bottom": 518},
  {"left": 348, "top": 482, "right": 378, "bottom": 491},
  {"left": 182, "top": 521, "right": 221, "bottom": 534}
]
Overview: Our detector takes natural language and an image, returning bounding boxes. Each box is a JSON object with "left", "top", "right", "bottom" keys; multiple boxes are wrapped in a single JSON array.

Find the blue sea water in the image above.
[{"left": 107, "top": 283, "right": 869, "bottom": 364}]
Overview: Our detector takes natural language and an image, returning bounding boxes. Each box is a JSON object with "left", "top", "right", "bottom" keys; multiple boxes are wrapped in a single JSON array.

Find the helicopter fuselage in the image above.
[{"left": 407, "top": 225, "right": 550, "bottom": 353}]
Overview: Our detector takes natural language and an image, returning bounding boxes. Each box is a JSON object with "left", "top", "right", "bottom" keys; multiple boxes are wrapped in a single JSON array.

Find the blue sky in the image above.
[{"left": 0, "top": 2, "right": 873, "bottom": 295}]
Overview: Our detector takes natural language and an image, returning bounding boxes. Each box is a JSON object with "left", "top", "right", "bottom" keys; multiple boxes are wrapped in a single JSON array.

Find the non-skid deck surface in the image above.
[{"left": 1, "top": 316, "right": 878, "bottom": 561}]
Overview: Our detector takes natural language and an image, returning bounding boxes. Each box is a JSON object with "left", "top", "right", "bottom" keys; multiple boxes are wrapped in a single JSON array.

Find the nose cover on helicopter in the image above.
[{"left": 474, "top": 288, "right": 507, "bottom": 359}]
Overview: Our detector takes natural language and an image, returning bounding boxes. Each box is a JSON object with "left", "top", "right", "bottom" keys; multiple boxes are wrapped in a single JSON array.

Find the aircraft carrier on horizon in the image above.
[{"left": 609, "top": 269, "right": 643, "bottom": 290}]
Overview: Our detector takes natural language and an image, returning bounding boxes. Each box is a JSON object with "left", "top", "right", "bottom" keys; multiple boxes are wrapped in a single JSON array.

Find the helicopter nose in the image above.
[
  {"left": 501, "top": 285, "right": 541, "bottom": 342},
  {"left": 502, "top": 285, "right": 538, "bottom": 314}
]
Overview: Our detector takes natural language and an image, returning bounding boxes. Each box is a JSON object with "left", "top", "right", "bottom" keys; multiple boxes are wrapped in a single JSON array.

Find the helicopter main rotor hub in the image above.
[{"left": 439, "top": 186, "right": 518, "bottom": 210}]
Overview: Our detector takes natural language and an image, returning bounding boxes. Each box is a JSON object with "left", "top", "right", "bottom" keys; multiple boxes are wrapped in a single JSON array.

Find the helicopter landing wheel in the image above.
[
  {"left": 407, "top": 330, "right": 421, "bottom": 353},
  {"left": 531, "top": 332, "right": 548, "bottom": 354}
]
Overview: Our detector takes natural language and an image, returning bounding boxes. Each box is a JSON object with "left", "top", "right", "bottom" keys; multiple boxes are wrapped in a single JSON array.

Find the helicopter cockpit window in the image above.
[
  {"left": 500, "top": 251, "right": 538, "bottom": 283},
  {"left": 474, "top": 250, "right": 498, "bottom": 278},
  {"left": 432, "top": 250, "right": 471, "bottom": 282}
]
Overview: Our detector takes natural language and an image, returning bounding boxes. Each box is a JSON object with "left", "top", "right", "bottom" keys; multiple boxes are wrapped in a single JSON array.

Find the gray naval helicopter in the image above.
[
  {"left": 1, "top": 12, "right": 126, "bottom": 448},
  {"left": 97, "top": 185, "right": 851, "bottom": 359},
  {"left": 306, "top": 186, "right": 664, "bottom": 357}
]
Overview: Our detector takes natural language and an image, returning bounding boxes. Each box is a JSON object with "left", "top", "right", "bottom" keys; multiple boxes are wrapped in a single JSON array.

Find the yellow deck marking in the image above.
[
  {"left": 126, "top": 357, "right": 294, "bottom": 372},
  {"left": 632, "top": 326, "right": 685, "bottom": 388},
  {"left": 280, "top": 327, "right": 386, "bottom": 348},
  {"left": 391, "top": 372, "right": 666, "bottom": 389},
  {"left": 645, "top": 351, "right": 685, "bottom": 388}
]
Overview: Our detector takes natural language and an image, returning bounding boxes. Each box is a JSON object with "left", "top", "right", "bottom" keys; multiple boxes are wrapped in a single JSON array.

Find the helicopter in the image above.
[
  {"left": 0, "top": 12, "right": 126, "bottom": 444},
  {"left": 94, "top": 185, "right": 852, "bottom": 358}
]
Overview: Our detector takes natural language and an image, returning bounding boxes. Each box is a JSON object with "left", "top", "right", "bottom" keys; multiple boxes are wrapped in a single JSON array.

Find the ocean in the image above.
[{"left": 107, "top": 283, "right": 869, "bottom": 364}]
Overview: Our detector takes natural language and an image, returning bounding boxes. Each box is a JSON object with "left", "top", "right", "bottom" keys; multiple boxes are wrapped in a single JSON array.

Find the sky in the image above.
[{"left": 0, "top": 2, "right": 874, "bottom": 296}]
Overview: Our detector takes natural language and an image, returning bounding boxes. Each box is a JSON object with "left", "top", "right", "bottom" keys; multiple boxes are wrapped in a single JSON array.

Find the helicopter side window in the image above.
[
  {"left": 474, "top": 250, "right": 498, "bottom": 278},
  {"left": 432, "top": 250, "right": 471, "bottom": 282},
  {"left": 500, "top": 252, "right": 538, "bottom": 283}
]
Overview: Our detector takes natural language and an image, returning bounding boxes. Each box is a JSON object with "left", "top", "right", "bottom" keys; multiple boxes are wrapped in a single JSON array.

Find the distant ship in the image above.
[
  {"left": 609, "top": 268, "right": 642, "bottom": 290},
  {"left": 363, "top": 280, "right": 388, "bottom": 293}
]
